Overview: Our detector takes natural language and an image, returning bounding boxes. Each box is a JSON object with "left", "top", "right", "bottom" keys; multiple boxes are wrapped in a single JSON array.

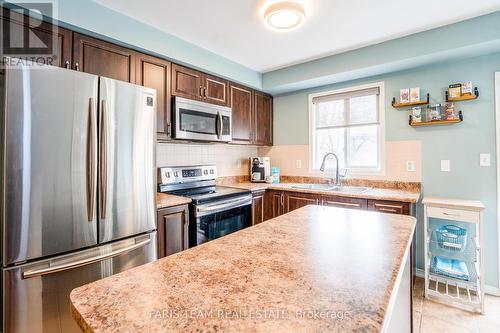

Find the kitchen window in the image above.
[{"left": 309, "top": 82, "right": 385, "bottom": 174}]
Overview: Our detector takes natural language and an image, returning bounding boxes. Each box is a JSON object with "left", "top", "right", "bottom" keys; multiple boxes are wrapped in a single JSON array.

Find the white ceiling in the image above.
[{"left": 95, "top": 0, "right": 500, "bottom": 72}]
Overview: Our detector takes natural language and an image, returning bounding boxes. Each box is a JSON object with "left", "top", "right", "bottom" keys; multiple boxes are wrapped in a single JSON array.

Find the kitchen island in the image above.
[{"left": 70, "top": 205, "right": 416, "bottom": 332}]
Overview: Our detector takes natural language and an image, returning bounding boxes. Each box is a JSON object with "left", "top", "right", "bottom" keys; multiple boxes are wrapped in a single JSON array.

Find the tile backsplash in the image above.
[{"left": 157, "top": 143, "right": 257, "bottom": 176}]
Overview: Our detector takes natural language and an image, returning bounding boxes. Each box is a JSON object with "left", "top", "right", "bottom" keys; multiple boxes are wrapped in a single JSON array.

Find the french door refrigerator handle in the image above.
[
  {"left": 86, "top": 98, "right": 97, "bottom": 222},
  {"left": 100, "top": 100, "right": 108, "bottom": 220},
  {"left": 21, "top": 238, "right": 151, "bottom": 279}
]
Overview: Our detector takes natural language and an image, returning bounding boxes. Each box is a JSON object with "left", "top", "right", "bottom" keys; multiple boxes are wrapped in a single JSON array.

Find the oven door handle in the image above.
[{"left": 195, "top": 196, "right": 252, "bottom": 217}]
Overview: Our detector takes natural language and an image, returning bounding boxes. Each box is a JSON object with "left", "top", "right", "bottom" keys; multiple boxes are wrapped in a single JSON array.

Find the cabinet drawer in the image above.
[
  {"left": 321, "top": 196, "right": 367, "bottom": 210},
  {"left": 368, "top": 200, "right": 410, "bottom": 215},
  {"left": 426, "top": 206, "right": 479, "bottom": 223}
]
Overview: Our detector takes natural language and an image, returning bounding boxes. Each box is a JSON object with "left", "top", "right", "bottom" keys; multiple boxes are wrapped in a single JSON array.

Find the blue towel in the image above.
[{"left": 432, "top": 256, "right": 470, "bottom": 281}]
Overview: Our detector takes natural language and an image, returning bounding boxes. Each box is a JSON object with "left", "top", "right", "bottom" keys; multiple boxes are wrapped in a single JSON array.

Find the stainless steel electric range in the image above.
[{"left": 158, "top": 165, "right": 252, "bottom": 247}]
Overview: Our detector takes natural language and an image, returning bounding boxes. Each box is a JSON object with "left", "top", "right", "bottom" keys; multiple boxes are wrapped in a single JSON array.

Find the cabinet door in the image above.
[
  {"left": 254, "top": 91, "right": 273, "bottom": 146},
  {"left": 1, "top": 8, "right": 72, "bottom": 68},
  {"left": 252, "top": 191, "right": 265, "bottom": 225},
  {"left": 321, "top": 195, "right": 367, "bottom": 210},
  {"left": 136, "top": 53, "right": 171, "bottom": 141},
  {"left": 284, "top": 192, "right": 319, "bottom": 213},
  {"left": 367, "top": 200, "right": 410, "bottom": 215},
  {"left": 230, "top": 83, "right": 253, "bottom": 143},
  {"left": 72, "top": 32, "right": 136, "bottom": 82},
  {"left": 203, "top": 74, "right": 229, "bottom": 106},
  {"left": 171, "top": 64, "right": 203, "bottom": 101},
  {"left": 157, "top": 205, "right": 189, "bottom": 258},
  {"left": 264, "top": 190, "right": 283, "bottom": 221}
]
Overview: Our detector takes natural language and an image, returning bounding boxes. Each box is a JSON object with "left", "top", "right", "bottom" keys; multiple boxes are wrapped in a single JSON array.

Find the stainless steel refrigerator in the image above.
[{"left": 1, "top": 59, "right": 158, "bottom": 333}]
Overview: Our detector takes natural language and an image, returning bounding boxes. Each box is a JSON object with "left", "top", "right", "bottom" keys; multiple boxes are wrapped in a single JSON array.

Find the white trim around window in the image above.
[{"left": 308, "top": 81, "right": 386, "bottom": 176}]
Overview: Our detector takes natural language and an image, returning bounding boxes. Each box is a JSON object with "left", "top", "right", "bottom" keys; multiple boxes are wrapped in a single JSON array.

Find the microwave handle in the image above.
[{"left": 216, "top": 112, "right": 222, "bottom": 139}]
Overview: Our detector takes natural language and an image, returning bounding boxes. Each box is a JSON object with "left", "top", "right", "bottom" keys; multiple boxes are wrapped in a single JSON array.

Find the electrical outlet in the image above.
[
  {"left": 406, "top": 161, "right": 416, "bottom": 172},
  {"left": 296, "top": 160, "right": 302, "bottom": 169},
  {"left": 237, "top": 159, "right": 242, "bottom": 169},
  {"left": 441, "top": 160, "right": 450, "bottom": 172},
  {"left": 479, "top": 153, "right": 491, "bottom": 167}
]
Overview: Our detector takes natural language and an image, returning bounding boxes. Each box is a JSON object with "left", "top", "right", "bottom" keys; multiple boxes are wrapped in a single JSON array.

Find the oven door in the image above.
[
  {"left": 193, "top": 195, "right": 252, "bottom": 245},
  {"left": 173, "top": 97, "right": 232, "bottom": 142}
]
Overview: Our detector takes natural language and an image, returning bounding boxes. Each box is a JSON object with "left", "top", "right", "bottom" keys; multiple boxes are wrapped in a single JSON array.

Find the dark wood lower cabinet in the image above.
[
  {"left": 264, "top": 190, "right": 284, "bottom": 221},
  {"left": 284, "top": 192, "right": 319, "bottom": 213},
  {"left": 157, "top": 205, "right": 189, "bottom": 259},
  {"left": 263, "top": 190, "right": 414, "bottom": 222},
  {"left": 252, "top": 190, "right": 265, "bottom": 225}
]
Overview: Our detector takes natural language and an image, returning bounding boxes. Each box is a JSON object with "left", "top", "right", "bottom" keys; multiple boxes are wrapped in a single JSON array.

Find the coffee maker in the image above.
[{"left": 250, "top": 157, "right": 271, "bottom": 183}]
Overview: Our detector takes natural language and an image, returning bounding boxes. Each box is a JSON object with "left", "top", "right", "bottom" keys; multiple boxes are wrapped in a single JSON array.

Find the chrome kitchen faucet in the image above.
[{"left": 320, "top": 152, "right": 342, "bottom": 186}]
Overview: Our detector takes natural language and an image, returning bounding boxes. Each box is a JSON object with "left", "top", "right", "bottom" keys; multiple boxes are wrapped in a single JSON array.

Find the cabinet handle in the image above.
[
  {"left": 199, "top": 86, "right": 203, "bottom": 97},
  {"left": 65, "top": 60, "right": 70, "bottom": 69},
  {"left": 442, "top": 212, "right": 460, "bottom": 217},
  {"left": 167, "top": 123, "right": 171, "bottom": 136},
  {"left": 323, "top": 200, "right": 360, "bottom": 207},
  {"left": 377, "top": 207, "right": 398, "bottom": 213},
  {"left": 75, "top": 62, "right": 80, "bottom": 71}
]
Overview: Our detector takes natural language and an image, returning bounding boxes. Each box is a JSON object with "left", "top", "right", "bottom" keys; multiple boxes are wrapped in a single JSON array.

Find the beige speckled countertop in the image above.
[
  {"left": 228, "top": 182, "right": 421, "bottom": 203},
  {"left": 156, "top": 193, "right": 191, "bottom": 209},
  {"left": 70, "top": 205, "right": 416, "bottom": 333}
]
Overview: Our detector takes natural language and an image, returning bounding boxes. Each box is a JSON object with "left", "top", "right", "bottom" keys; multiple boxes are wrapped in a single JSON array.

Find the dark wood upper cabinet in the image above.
[
  {"left": 1, "top": 9, "right": 72, "bottom": 68},
  {"left": 157, "top": 205, "right": 189, "bottom": 259},
  {"left": 171, "top": 64, "right": 203, "bottom": 101},
  {"left": 229, "top": 83, "right": 253, "bottom": 143},
  {"left": 203, "top": 74, "right": 229, "bottom": 106},
  {"left": 172, "top": 64, "right": 229, "bottom": 106},
  {"left": 72, "top": 32, "right": 136, "bottom": 82},
  {"left": 136, "top": 53, "right": 171, "bottom": 141},
  {"left": 254, "top": 91, "right": 273, "bottom": 146}
]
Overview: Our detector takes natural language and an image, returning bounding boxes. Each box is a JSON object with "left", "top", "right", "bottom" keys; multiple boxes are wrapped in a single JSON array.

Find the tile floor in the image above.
[{"left": 413, "top": 277, "right": 500, "bottom": 332}]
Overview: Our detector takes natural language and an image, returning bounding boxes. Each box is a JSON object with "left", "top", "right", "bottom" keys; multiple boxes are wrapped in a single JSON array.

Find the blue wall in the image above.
[
  {"left": 13, "top": 0, "right": 262, "bottom": 88},
  {"left": 273, "top": 53, "right": 500, "bottom": 288}
]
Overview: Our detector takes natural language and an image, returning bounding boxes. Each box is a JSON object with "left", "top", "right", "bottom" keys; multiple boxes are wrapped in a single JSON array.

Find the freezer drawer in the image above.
[{"left": 2, "top": 232, "right": 157, "bottom": 333}]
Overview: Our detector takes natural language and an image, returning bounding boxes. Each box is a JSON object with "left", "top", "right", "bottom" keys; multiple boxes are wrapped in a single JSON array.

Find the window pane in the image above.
[
  {"left": 349, "top": 95, "right": 377, "bottom": 125},
  {"left": 314, "top": 128, "right": 345, "bottom": 169},
  {"left": 316, "top": 99, "right": 345, "bottom": 127},
  {"left": 347, "top": 125, "right": 378, "bottom": 167}
]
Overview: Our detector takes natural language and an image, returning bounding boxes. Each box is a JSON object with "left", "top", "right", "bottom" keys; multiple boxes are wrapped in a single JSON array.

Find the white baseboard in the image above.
[
  {"left": 413, "top": 268, "right": 500, "bottom": 296},
  {"left": 485, "top": 285, "right": 500, "bottom": 296}
]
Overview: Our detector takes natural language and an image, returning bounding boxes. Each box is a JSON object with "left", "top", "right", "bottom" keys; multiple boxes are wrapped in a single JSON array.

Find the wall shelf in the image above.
[
  {"left": 446, "top": 87, "right": 479, "bottom": 102},
  {"left": 409, "top": 111, "right": 463, "bottom": 126},
  {"left": 392, "top": 93, "right": 430, "bottom": 108}
]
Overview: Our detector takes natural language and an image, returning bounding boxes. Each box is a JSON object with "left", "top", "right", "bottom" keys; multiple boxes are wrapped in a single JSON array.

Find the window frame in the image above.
[{"left": 308, "top": 81, "right": 386, "bottom": 176}]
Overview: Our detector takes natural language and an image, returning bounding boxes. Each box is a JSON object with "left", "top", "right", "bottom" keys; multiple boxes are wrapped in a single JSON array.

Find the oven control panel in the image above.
[{"left": 158, "top": 165, "right": 217, "bottom": 185}]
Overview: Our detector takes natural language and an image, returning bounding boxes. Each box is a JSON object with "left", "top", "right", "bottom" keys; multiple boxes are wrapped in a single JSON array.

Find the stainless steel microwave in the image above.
[{"left": 172, "top": 97, "right": 232, "bottom": 142}]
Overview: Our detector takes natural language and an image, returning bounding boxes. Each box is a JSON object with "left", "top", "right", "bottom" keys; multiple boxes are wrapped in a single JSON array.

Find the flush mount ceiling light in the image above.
[{"left": 264, "top": 1, "right": 306, "bottom": 32}]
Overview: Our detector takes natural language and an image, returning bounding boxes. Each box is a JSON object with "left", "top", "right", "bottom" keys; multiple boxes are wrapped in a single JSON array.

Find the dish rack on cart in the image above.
[{"left": 423, "top": 197, "right": 485, "bottom": 314}]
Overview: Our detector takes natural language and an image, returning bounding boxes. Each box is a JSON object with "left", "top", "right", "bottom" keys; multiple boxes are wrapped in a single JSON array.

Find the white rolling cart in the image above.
[{"left": 422, "top": 197, "right": 485, "bottom": 314}]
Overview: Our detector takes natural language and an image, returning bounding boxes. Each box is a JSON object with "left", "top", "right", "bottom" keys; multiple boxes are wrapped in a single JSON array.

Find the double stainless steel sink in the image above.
[{"left": 291, "top": 184, "right": 371, "bottom": 194}]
